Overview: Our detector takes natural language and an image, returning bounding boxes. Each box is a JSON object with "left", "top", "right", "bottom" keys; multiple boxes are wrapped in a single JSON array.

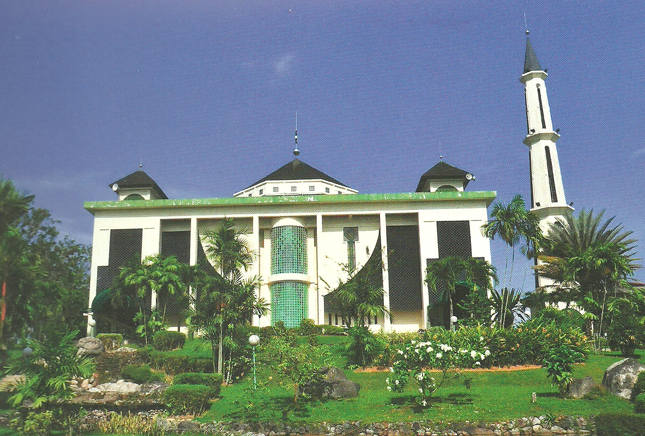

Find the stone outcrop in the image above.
[
  {"left": 602, "top": 357, "right": 645, "bottom": 399},
  {"left": 298, "top": 367, "right": 360, "bottom": 400},
  {"left": 566, "top": 376, "right": 601, "bottom": 399},
  {"left": 76, "top": 337, "right": 105, "bottom": 356}
]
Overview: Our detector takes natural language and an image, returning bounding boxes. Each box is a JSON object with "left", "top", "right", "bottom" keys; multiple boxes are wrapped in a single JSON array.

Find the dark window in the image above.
[
  {"left": 545, "top": 146, "right": 558, "bottom": 203},
  {"left": 436, "top": 221, "right": 472, "bottom": 259},
  {"left": 537, "top": 86, "right": 546, "bottom": 129},
  {"left": 343, "top": 227, "right": 359, "bottom": 273},
  {"left": 387, "top": 225, "right": 422, "bottom": 311}
]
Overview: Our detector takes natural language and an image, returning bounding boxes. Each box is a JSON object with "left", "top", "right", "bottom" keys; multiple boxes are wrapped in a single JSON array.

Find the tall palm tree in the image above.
[
  {"left": 202, "top": 218, "right": 254, "bottom": 375},
  {"left": 482, "top": 194, "right": 542, "bottom": 288}
]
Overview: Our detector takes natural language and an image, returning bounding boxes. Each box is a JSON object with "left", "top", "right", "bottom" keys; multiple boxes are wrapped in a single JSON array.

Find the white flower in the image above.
[
  {"left": 471, "top": 350, "right": 477, "bottom": 358},
  {"left": 398, "top": 349, "right": 404, "bottom": 355},
  {"left": 485, "top": 349, "right": 491, "bottom": 356},
  {"left": 389, "top": 367, "right": 394, "bottom": 372},
  {"left": 419, "top": 388, "right": 423, "bottom": 393},
  {"left": 480, "top": 336, "right": 484, "bottom": 341},
  {"left": 411, "top": 340, "right": 416, "bottom": 344},
  {"left": 386, "top": 378, "right": 389, "bottom": 384},
  {"left": 387, "top": 386, "right": 392, "bottom": 391},
  {"left": 417, "top": 373, "right": 424, "bottom": 381},
  {"left": 404, "top": 354, "right": 408, "bottom": 359},
  {"left": 426, "top": 347, "right": 433, "bottom": 353},
  {"left": 422, "top": 400, "right": 427, "bottom": 407},
  {"left": 395, "top": 379, "right": 399, "bottom": 385},
  {"left": 415, "top": 349, "right": 419, "bottom": 353},
  {"left": 436, "top": 352, "right": 442, "bottom": 359},
  {"left": 475, "top": 361, "right": 481, "bottom": 366}
]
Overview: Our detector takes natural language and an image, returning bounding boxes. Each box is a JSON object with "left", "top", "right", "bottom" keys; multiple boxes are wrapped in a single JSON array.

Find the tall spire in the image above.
[{"left": 523, "top": 35, "right": 543, "bottom": 74}]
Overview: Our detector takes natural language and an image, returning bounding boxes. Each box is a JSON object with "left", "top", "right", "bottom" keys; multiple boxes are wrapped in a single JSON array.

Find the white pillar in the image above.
[{"left": 379, "top": 212, "right": 391, "bottom": 331}]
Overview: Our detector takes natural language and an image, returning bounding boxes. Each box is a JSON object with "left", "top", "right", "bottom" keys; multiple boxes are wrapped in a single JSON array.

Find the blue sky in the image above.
[{"left": 1, "top": 0, "right": 644, "bottom": 289}]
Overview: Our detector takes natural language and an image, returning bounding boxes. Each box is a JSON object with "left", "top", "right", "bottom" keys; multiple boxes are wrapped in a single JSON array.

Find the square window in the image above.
[
  {"left": 325, "top": 187, "right": 330, "bottom": 193},
  {"left": 309, "top": 186, "right": 315, "bottom": 191},
  {"left": 338, "top": 191, "right": 341, "bottom": 194},
  {"left": 259, "top": 189, "right": 263, "bottom": 195},
  {"left": 273, "top": 187, "right": 279, "bottom": 193},
  {"left": 291, "top": 186, "right": 297, "bottom": 192}
]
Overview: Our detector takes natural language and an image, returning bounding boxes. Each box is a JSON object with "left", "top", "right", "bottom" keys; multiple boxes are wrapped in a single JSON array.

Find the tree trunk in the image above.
[{"left": 217, "top": 320, "right": 224, "bottom": 374}]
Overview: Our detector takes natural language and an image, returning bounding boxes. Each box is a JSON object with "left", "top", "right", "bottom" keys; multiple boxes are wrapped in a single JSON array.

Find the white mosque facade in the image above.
[{"left": 84, "top": 36, "right": 567, "bottom": 334}]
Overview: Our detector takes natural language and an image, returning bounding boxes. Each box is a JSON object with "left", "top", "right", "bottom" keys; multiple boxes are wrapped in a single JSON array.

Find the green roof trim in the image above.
[{"left": 85, "top": 191, "right": 497, "bottom": 213}]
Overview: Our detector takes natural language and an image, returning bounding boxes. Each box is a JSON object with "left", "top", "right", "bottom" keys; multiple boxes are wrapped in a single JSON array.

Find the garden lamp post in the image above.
[
  {"left": 450, "top": 315, "right": 458, "bottom": 332},
  {"left": 248, "top": 334, "right": 260, "bottom": 389},
  {"left": 22, "top": 346, "right": 32, "bottom": 360}
]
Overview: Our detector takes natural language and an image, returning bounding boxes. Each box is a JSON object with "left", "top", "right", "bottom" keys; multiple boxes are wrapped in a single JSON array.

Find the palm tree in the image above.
[
  {"left": 535, "top": 210, "right": 639, "bottom": 345},
  {"left": 426, "top": 256, "right": 468, "bottom": 328},
  {"left": 490, "top": 288, "right": 526, "bottom": 328},
  {"left": 482, "top": 194, "right": 542, "bottom": 288},
  {"left": 201, "top": 218, "right": 254, "bottom": 375}
]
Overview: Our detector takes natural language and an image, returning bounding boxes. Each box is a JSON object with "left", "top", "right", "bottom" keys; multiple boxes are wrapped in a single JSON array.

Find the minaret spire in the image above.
[
  {"left": 520, "top": 33, "right": 573, "bottom": 288},
  {"left": 293, "top": 112, "right": 300, "bottom": 156}
]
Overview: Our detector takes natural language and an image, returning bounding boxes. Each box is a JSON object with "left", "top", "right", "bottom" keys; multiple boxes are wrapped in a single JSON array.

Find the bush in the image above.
[
  {"left": 138, "top": 348, "right": 214, "bottom": 375},
  {"left": 299, "top": 318, "right": 317, "bottom": 336},
  {"left": 635, "top": 393, "right": 645, "bottom": 414},
  {"left": 120, "top": 364, "right": 165, "bottom": 384},
  {"left": 347, "top": 326, "right": 384, "bottom": 367},
  {"left": 596, "top": 413, "right": 645, "bottom": 436},
  {"left": 95, "top": 349, "right": 145, "bottom": 383},
  {"left": 541, "top": 344, "right": 584, "bottom": 397},
  {"left": 632, "top": 371, "right": 645, "bottom": 401},
  {"left": 163, "top": 384, "right": 213, "bottom": 415},
  {"left": 320, "top": 325, "right": 346, "bottom": 336},
  {"left": 153, "top": 330, "right": 186, "bottom": 351},
  {"left": 96, "top": 333, "right": 124, "bottom": 351},
  {"left": 174, "top": 372, "right": 223, "bottom": 397}
]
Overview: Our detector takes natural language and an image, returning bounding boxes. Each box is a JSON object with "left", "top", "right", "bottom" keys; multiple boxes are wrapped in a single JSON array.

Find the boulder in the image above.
[
  {"left": 96, "top": 380, "right": 141, "bottom": 394},
  {"left": 602, "top": 358, "right": 645, "bottom": 399},
  {"left": 567, "top": 376, "right": 601, "bottom": 399},
  {"left": 76, "top": 337, "right": 105, "bottom": 356},
  {"left": 299, "top": 367, "right": 360, "bottom": 399}
]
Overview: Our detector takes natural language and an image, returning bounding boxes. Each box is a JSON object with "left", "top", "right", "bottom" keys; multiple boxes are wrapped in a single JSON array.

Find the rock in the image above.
[
  {"left": 177, "top": 420, "right": 201, "bottom": 432},
  {"left": 81, "top": 379, "right": 90, "bottom": 390},
  {"left": 567, "top": 376, "right": 600, "bottom": 399},
  {"left": 114, "top": 346, "right": 137, "bottom": 353},
  {"left": 602, "top": 358, "right": 645, "bottom": 399},
  {"left": 324, "top": 367, "right": 361, "bottom": 398},
  {"left": 76, "top": 337, "right": 105, "bottom": 356},
  {"left": 96, "top": 380, "right": 141, "bottom": 394}
]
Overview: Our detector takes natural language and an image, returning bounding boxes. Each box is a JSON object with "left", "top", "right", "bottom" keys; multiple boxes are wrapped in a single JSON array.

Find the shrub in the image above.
[
  {"left": 174, "top": 372, "right": 223, "bottom": 397},
  {"left": 632, "top": 371, "right": 645, "bottom": 401},
  {"left": 541, "top": 344, "right": 584, "bottom": 397},
  {"left": 320, "top": 325, "right": 346, "bottom": 336},
  {"left": 607, "top": 309, "right": 641, "bottom": 357},
  {"left": 163, "top": 384, "right": 213, "bottom": 415},
  {"left": 153, "top": 330, "right": 186, "bottom": 351},
  {"left": 120, "top": 364, "right": 165, "bottom": 384},
  {"left": 347, "top": 326, "right": 384, "bottom": 367},
  {"left": 96, "top": 333, "right": 124, "bottom": 351},
  {"left": 635, "top": 393, "right": 645, "bottom": 414},
  {"left": 93, "top": 411, "right": 165, "bottom": 436},
  {"left": 95, "top": 349, "right": 144, "bottom": 383},
  {"left": 141, "top": 350, "right": 214, "bottom": 375},
  {"left": 299, "top": 318, "right": 317, "bottom": 336},
  {"left": 596, "top": 413, "right": 645, "bottom": 436}
]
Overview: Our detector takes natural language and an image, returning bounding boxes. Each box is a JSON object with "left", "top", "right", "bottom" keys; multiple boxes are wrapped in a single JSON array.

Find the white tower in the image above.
[{"left": 521, "top": 34, "right": 573, "bottom": 288}]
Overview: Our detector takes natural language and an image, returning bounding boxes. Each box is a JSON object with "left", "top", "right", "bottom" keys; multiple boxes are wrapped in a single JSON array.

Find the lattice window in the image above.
[
  {"left": 343, "top": 227, "right": 358, "bottom": 273},
  {"left": 271, "top": 226, "right": 307, "bottom": 275},
  {"left": 271, "top": 281, "right": 308, "bottom": 328}
]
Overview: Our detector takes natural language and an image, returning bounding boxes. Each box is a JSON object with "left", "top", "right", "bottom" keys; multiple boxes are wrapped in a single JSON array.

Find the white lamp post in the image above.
[
  {"left": 248, "top": 334, "right": 260, "bottom": 389},
  {"left": 450, "top": 315, "right": 458, "bottom": 332}
]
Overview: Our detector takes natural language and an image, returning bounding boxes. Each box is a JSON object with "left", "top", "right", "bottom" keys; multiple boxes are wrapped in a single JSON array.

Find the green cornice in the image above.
[{"left": 84, "top": 191, "right": 497, "bottom": 213}]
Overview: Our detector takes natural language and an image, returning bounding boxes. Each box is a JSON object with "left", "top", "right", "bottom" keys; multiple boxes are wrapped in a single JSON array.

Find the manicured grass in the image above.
[{"left": 200, "top": 343, "right": 643, "bottom": 424}]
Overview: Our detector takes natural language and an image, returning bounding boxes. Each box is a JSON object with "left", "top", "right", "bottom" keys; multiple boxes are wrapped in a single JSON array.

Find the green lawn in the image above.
[{"left": 200, "top": 345, "right": 643, "bottom": 424}]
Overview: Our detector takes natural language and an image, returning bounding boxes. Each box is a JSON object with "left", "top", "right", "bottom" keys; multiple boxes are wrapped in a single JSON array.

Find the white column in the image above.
[
  {"left": 316, "top": 214, "right": 324, "bottom": 325},
  {"left": 252, "top": 215, "right": 261, "bottom": 327},
  {"left": 417, "top": 214, "right": 429, "bottom": 330},
  {"left": 142, "top": 220, "right": 161, "bottom": 309},
  {"left": 379, "top": 212, "right": 391, "bottom": 331}
]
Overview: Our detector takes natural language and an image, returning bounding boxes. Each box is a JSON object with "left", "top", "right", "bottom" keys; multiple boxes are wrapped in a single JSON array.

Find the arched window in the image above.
[
  {"left": 437, "top": 185, "right": 458, "bottom": 192},
  {"left": 123, "top": 194, "right": 145, "bottom": 201}
]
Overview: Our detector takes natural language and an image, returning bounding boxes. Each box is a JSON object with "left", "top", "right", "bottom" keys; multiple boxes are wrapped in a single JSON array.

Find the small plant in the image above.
[
  {"left": 93, "top": 411, "right": 165, "bottom": 436},
  {"left": 135, "top": 309, "right": 167, "bottom": 345},
  {"left": 9, "top": 410, "right": 54, "bottom": 436},
  {"left": 541, "top": 344, "right": 585, "bottom": 397},
  {"left": 631, "top": 371, "right": 645, "bottom": 401},
  {"left": 164, "top": 384, "right": 213, "bottom": 415},
  {"left": 387, "top": 338, "right": 490, "bottom": 407},
  {"left": 635, "top": 393, "right": 645, "bottom": 414},
  {"left": 97, "top": 333, "right": 124, "bottom": 351},
  {"left": 153, "top": 330, "right": 186, "bottom": 351},
  {"left": 120, "top": 364, "right": 165, "bottom": 384}
]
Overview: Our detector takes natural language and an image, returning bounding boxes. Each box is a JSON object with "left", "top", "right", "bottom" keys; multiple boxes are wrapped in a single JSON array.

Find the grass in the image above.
[{"left": 199, "top": 340, "right": 644, "bottom": 424}]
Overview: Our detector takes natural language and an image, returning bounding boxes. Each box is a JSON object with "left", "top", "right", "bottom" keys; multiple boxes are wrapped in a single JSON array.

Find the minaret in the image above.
[
  {"left": 521, "top": 33, "right": 573, "bottom": 231},
  {"left": 521, "top": 32, "right": 573, "bottom": 290}
]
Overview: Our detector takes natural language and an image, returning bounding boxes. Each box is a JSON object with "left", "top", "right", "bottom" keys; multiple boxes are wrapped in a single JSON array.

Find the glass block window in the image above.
[
  {"left": 271, "top": 281, "right": 308, "bottom": 328},
  {"left": 271, "top": 226, "right": 307, "bottom": 275},
  {"left": 309, "top": 186, "right": 315, "bottom": 191},
  {"left": 273, "top": 187, "right": 279, "bottom": 192},
  {"left": 291, "top": 186, "right": 297, "bottom": 192}
]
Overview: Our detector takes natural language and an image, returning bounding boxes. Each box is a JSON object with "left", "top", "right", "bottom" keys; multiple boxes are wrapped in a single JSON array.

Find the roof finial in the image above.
[
  {"left": 293, "top": 112, "right": 300, "bottom": 156},
  {"left": 524, "top": 12, "right": 529, "bottom": 36}
]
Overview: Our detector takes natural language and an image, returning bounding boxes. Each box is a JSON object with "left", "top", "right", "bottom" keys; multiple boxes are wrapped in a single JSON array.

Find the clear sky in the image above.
[{"left": 1, "top": 0, "right": 644, "bottom": 289}]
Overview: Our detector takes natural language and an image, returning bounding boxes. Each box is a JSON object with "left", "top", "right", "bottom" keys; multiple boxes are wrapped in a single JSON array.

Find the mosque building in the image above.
[{"left": 84, "top": 35, "right": 568, "bottom": 334}]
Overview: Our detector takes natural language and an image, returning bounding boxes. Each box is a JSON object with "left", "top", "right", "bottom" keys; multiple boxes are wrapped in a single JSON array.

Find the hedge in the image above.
[
  {"left": 174, "top": 372, "right": 223, "bottom": 397},
  {"left": 163, "top": 384, "right": 213, "bottom": 415},
  {"left": 153, "top": 330, "right": 186, "bottom": 351},
  {"left": 138, "top": 348, "right": 213, "bottom": 375},
  {"left": 120, "top": 364, "right": 165, "bottom": 384},
  {"left": 596, "top": 413, "right": 645, "bottom": 436}
]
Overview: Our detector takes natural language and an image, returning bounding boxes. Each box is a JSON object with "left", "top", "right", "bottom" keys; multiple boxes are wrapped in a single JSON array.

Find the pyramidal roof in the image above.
[
  {"left": 523, "top": 37, "right": 543, "bottom": 73},
  {"left": 416, "top": 161, "right": 473, "bottom": 192},
  {"left": 110, "top": 170, "right": 168, "bottom": 199},
  {"left": 246, "top": 158, "right": 348, "bottom": 189}
]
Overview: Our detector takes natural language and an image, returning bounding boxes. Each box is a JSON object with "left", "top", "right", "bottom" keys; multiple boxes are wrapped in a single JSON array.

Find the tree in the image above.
[
  {"left": 457, "top": 258, "right": 498, "bottom": 326},
  {"left": 426, "top": 256, "right": 468, "bottom": 328},
  {"left": 490, "top": 288, "right": 526, "bottom": 328},
  {"left": 482, "top": 194, "right": 542, "bottom": 288},
  {"left": 199, "top": 218, "right": 264, "bottom": 376},
  {"left": 111, "top": 254, "right": 187, "bottom": 344},
  {"left": 535, "top": 210, "right": 639, "bottom": 344}
]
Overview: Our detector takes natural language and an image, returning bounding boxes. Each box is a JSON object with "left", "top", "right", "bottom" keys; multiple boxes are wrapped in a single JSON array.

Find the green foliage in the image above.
[
  {"left": 92, "top": 411, "right": 166, "bottom": 436},
  {"left": 163, "top": 384, "right": 214, "bottom": 415},
  {"left": 96, "top": 333, "right": 124, "bottom": 351},
  {"left": 9, "top": 410, "right": 54, "bottom": 436},
  {"left": 7, "top": 327, "right": 94, "bottom": 408},
  {"left": 490, "top": 288, "right": 526, "bottom": 328},
  {"left": 347, "top": 326, "right": 384, "bottom": 367},
  {"left": 607, "top": 298, "right": 644, "bottom": 357},
  {"left": 153, "top": 330, "right": 186, "bottom": 351},
  {"left": 635, "top": 393, "right": 645, "bottom": 414},
  {"left": 138, "top": 347, "right": 213, "bottom": 375},
  {"left": 387, "top": 337, "right": 490, "bottom": 407},
  {"left": 174, "top": 372, "right": 223, "bottom": 397},
  {"left": 299, "top": 318, "right": 317, "bottom": 336},
  {"left": 120, "top": 364, "right": 164, "bottom": 384},
  {"left": 134, "top": 309, "right": 167, "bottom": 344},
  {"left": 632, "top": 371, "right": 645, "bottom": 401},
  {"left": 596, "top": 413, "right": 645, "bottom": 436},
  {"left": 267, "top": 336, "right": 332, "bottom": 403},
  {"left": 541, "top": 344, "right": 585, "bottom": 397}
]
